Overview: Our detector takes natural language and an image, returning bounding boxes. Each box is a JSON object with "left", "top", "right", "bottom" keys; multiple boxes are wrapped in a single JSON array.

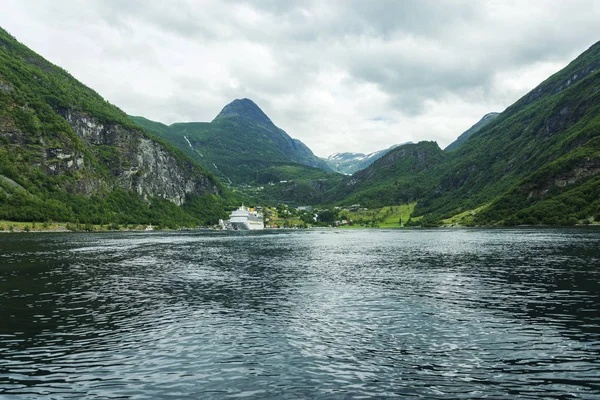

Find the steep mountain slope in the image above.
[
  {"left": 416, "top": 41, "right": 600, "bottom": 224},
  {"left": 0, "top": 27, "right": 226, "bottom": 226},
  {"left": 131, "top": 99, "right": 331, "bottom": 185},
  {"left": 444, "top": 112, "right": 499, "bottom": 151},
  {"left": 417, "top": 43, "right": 600, "bottom": 223},
  {"left": 324, "top": 143, "right": 407, "bottom": 174},
  {"left": 329, "top": 41, "right": 600, "bottom": 225},
  {"left": 325, "top": 142, "right": 446, "bottom": 207}
]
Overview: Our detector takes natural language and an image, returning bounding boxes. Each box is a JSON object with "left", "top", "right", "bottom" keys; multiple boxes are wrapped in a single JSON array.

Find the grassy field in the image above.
[
  {"left": 0, "top": 220, "right": 158, "bottom": 233},
  {"left": 339, "top": 202, "right": 417, "bottom": 228},
  {"left": 378, "top": 203, "right": 417, "bottom": 228},
  {"left": 0, "top": 220, "right": 66, "bottom": 232},
  {"left": 441, "top": 204, "right": 488, "bottom": 226},
  {"left": 267, "top": 216, "right": 304, "bottom": 228}
]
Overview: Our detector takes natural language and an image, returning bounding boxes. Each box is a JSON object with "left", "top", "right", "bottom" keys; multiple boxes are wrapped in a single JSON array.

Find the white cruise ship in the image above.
[{"left": 229, "top": 205, "right": 264, "bottom": 230}]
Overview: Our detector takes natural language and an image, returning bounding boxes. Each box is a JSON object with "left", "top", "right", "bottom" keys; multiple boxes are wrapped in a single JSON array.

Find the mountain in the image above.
[
  {"left": 324, "top": 143, "right": 408, "bottom": 174},
  {"left": 338, "top": 41, "right": 600, "bottom": 226},
  {"left": 324, "top": 141, "right": 446, "bottom": 207},
  {"left": 131, "top": 99, "right": 332, "bottom": 185},
  {"left": 421, "top": 40, "right": 600, "bottom": 225},
  {"left": 444, "top": 112, "right": 500, "bottom": 151},
  {"left": 0, "top": 27, "right": 227, "bottom": 226}
]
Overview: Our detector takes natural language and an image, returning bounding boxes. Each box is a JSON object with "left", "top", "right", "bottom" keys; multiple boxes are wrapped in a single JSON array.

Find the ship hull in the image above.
[
  {"left": 229, "top": 205, "right": 264, "bottom": 230},
  {"left": 230, "top": 221, "right": 264, "bottom": 230}
]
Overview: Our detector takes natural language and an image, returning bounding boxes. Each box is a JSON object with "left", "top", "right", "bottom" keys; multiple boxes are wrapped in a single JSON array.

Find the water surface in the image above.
[{"left": 1, "top": 228, "right": 599, "bottom": 398}]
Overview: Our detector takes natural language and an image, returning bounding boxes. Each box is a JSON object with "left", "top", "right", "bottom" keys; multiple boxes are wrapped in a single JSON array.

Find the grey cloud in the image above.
[
  {"left": 1, "top": 0, "right": 599, "bottom": 155},
  {"left": 328, "top": 2, "right": 599, "bottom": 115}
]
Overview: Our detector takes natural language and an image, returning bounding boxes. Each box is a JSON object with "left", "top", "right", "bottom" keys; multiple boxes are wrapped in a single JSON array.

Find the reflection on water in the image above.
[{"left": 1, "top": 228, "right": 600, "bottom": 398}]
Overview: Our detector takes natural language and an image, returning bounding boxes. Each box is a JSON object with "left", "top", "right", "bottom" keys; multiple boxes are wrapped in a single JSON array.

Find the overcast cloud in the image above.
[{"left": 1, "top": 1, "right": 599, "bottom": 156}]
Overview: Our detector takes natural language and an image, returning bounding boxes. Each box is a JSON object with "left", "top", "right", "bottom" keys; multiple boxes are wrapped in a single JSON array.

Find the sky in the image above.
[{"left": 1, "top": 1, "right": 599, "bottom": 157}]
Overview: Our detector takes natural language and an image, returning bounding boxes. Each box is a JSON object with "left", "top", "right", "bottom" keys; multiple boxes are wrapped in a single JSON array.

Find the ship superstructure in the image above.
[{"left": 228, "top": 205, "right": 264, "bottom": 230}]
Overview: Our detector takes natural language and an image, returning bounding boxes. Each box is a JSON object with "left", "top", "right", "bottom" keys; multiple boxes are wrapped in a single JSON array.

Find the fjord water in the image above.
[{"left": 1, "top": 229, "right": 599, "bottom": 399}]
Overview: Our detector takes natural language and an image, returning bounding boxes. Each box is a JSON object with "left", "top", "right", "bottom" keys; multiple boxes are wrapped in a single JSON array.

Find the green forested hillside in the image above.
[
  {"left": 327, "top": 41, "right": 600, "bottom": 225},
  {"left": 0, "top": 27, "right": 229, "bottom": 227},
  {"left": 414, "top": 41, "right": 600, "bottom": 224},
  {"left": 2, "top": 22, "right": 597, "bottom": 227},
  {"left": 324, "top": 141, "right": 446, "bottom": 208},
  {"left": 444, "top": 112, "right": 499, "bottom": 152},
  {"left": 130, "top": 99, "right": 331, "bottom": 185},
  {"left": 251, "top": 164, "right": 343, "bottom": 205},
  {"left": 131, "top": 99, "right": 343, "bottom": 205}
]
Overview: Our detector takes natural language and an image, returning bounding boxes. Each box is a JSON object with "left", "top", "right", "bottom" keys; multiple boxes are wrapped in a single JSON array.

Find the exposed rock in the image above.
[
  {"left": 59, "top": 109, "right": 219, "bottom": 204},
  {"left": 0, "top": 80, "right": 13, "bottom": 93},
  {"left": 527, "top": 159, "right": 600, "bottom": 199},
  {"left": 45, "top": 147, "right": 85, "bottom": 174},
  {"left": 553, "top": 159, "right": 600, "bottom": 188}
]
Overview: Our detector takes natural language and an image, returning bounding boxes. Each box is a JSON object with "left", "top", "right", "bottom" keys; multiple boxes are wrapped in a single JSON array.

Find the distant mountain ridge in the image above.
[
  {"left": 324, "top": 141, "right": 445, "bottom": 206},
  {"left": 444, "top": 112, "right": 500, "bottom": 151},
  {"left": 131, "top": 98, "right": 333, "bottom": 186},
  {"left": 324, "top": 144, "right": 409, "bottom": 174}
]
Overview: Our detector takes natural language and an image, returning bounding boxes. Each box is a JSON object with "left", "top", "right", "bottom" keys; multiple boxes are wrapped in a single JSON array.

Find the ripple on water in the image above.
[{"left": 0, "top": 228, "right": 600, "bottom": 398}]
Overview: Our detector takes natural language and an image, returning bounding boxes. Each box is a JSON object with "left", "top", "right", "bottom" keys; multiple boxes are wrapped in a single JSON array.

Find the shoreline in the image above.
[
  {"left": 0, "top": 221, "right": 182, "bottom": 234},
  {"left": 1, "top": 223, "right": 598, "bottom": 234}
]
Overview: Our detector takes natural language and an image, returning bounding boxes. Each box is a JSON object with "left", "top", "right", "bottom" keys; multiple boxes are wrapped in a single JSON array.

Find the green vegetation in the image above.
[
  {"left": 252, "top": 165, "right": 343, "bottom": 204},
  {"left": 2, "top": 23, "right": 599, "bottom": 228},
  {"left": 325, "top": 41, "right": 600, "bottom": 226},
  {"left": 263, "top": 204, "right": 312, "bottom": 228},
  {"left": 0, "top": 187, "right": 231, "bottom": 228},
  {"left": 325, "top": 141, "right": 446, "bottom": 208},
  {"left": 477, "top": 173, "right": 600, "bottom": 226},
  {"left": 0, "top": 26, "right": 227, "bottom": 227},
  {"left": 412, "top": 45, "right": 600, "bottom": 225},
  {"left": 444, "top": 112, "right": 499, "bottom": 152},
  {"left": 441, "top": 204, "right": 488, "bottom": 227},
  {"left": 130, "top": 99, "right": 332, "bottom": 186},
  {"left": 257, "top": 164, "right": 335, "bottom": 183},
  {"left": 132, "top": 103, "right": 345, "bottom": 205},
  {"left": 264, "top": 204, "right": 416, "bottom": 229},
  {"left": 337, "top": 203, "right": 416, "bottom": 228}
]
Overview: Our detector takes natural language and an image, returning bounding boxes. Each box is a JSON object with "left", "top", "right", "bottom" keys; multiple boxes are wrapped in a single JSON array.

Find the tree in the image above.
[{"left": 317, "top": 209, "right": 338, "bottom": 224}]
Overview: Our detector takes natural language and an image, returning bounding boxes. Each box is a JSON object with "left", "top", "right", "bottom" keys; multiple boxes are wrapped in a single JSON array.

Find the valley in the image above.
[
  {"left": 2, "top": 5, "right": 600, "bottom": 400},
  {"left": 0, "top": 25, "right": 599, "bottom": 228}
]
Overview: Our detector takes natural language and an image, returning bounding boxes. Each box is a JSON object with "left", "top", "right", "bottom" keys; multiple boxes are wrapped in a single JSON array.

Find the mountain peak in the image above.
[
  {"left": 324, "top": 143, "right": 410, "bottom": 174},
  {"left": 212, "top": 98, "right": 273, "bottom": 125}
]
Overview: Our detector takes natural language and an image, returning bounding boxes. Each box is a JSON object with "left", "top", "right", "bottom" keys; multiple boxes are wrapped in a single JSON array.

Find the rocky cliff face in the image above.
[
  {"left": 60, "top": 109, "right": 218, "bottom": 205},
  {"left": 0, "top": 26, "right": 225, "bottom": 225},
  {"left": 519, "top": 157, "right": 600, "bottom": 200}
]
